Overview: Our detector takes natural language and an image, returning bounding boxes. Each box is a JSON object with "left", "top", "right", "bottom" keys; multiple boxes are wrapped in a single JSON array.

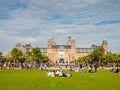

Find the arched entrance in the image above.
[{"left": 59, "top": 58, "right": 64, "bottom": 63}]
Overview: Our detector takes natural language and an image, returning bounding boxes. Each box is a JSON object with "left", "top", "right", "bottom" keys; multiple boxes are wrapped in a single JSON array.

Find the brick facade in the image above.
[
  {"left": 6, "top": 36, "right": 108, "bottom": 63},
  {"left": 45, "top": 36, "right": 109, "bottom": 63}
]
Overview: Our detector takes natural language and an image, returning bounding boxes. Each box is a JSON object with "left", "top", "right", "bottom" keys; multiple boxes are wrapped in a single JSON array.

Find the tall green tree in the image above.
[
  {"left": 28, "top": 47, "right": 42, "bottom": 63},
  {"left": 0, "top": 52, "right": 11, "bottom": 63},
  {"left": 19, "top": 56, "right": 26, "bottom": 63},
  {"left": 118, "top": 54, "right": 120, "bottom": 62},
  {"left": 103, "top": 54, "right": 120, "bottom": 63},
  {"left": 103, "top": 54, "right": 113, "bottom": 63},
  {"left": 0, "top": 52, "right": 4, "bottom": 62},
  {"left": 41, "top": 54, "right": 50, "bottom": 63},
  {"left": 111, "top": 54, "right": 120, "bottom": 63},
  {"left": 0, "top": 52, "right": 2, "bottom": 60},
  {"left": 90, "top": 48, "right": 105, "bottom": 63},
  {"left": 77, "top": 55, "right": 91, "bottom": 63},
  {"left": 11, "top": 48, "right": 23, "bottom": 62}
]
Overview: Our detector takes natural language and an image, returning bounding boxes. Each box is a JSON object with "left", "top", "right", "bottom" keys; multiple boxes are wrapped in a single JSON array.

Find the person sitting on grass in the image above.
[
  {"left": 58, "top": 70, "right": 63, "bottom": 77},
  {"left": 47, "top": 70, "right": 52, "bottom": 77},
  {"left": 46, "top": 70, "right": 72, "bottom": 77},
  {"left": 62, "top": 71, "right": 67, "bottom": 77},
  {"left": 55, "top": 70, "right": 59, "bottom": 76},
  {"left": 51, "top": 70, "right": 55, "bottom": 77}
]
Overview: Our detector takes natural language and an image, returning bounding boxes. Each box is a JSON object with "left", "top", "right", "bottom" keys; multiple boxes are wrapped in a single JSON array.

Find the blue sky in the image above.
[{"left": 0, "top": 0, "right": 120, "bottom": 55}]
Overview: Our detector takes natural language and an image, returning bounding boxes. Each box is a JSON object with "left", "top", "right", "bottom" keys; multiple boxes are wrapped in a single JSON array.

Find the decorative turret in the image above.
[
  {"left": 48, "top": 36, "right": 56, "bottom": 49},
  {"left": 71, "top": 38, "right": 76, "bottom": 49},
  {"left": 91, "top": 43, "right": 97, "bottom": 48},
  {"left": 67, "top": 36, "right": 72, "bottom": 45},
  {"left": 16, "top": 42, "right": 21, "bottom": 47},
  {"left": 66, "top": 36, "right": 76, "bottom": 49},
  {"left": 102, "top": 39, "right": 108, "bottom": 45},
  {"left": 15, "top": 42, "right": 26, "bottom": 54},
  {"left": 25, "top": 43, "right": 32, "bottom": 53},
  {"left": 48, "top": 38, "right": 52, "bottom": 49},
  {"left": 102, "top": 39, "right": 108, "bottom": 54}
]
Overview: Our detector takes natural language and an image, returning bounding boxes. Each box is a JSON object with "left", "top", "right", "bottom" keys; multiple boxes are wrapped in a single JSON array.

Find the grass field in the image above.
[{"left": 0, "top": 70, "right": 120, "bottom": 90}]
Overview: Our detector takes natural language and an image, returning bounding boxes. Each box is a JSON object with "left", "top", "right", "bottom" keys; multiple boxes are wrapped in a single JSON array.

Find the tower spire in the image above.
[{"left": 102, "top": 39, "right": 108, "bottom": 54}]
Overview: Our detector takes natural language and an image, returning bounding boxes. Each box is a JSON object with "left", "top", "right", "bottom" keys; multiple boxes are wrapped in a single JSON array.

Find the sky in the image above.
[{"left": 0, "top": 0, "right": 120, "bottom": 55}]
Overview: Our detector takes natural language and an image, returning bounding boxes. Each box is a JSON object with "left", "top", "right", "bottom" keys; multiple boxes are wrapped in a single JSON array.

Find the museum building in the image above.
[{"left": 6, "top": 36, "right": 108, "bottom": 63}]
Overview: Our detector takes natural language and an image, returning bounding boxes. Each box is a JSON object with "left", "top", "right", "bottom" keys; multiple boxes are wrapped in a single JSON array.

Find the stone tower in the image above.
[
  {"left": 102, "top": 39, "right": 108, "bottom": 54},
  {"left": 16, "top": 42, "right": 26, "bottom": 54},
  {"left": 66, "top": 36, "right": 76, "bottom": 49},
  {"left": 71, "top": 38, "right": 76, "bottom": 49},
  {"left": 48, "top": 36, "right": 55, "bottom": 49},
  {"left": 66, "top": 36, "right": 76, "bottom": 61}
]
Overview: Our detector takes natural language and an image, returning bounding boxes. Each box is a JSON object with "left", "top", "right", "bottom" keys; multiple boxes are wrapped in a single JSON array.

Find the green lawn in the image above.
[{"left": 0, "top": 70, "right": 120, "bottom": 90}]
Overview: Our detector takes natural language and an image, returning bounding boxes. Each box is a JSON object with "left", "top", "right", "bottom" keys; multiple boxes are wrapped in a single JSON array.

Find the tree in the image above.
[
  {"left": 11, "top": 48, "right": 23, "bottom": 62},
  {"left": 41, "top": 54, "right": 50, "bottom": 63},
  {"left": 19, "top": 56, "right": 26, "bottom": 63},
  {"left": 28, "top": 47, "right": 42, "bottom": 63},
  {"left": 1, "top": 58, "right": 8, "bottom": 63},
  {"left": 118, "top": 54, "right": 120, "bottom": 62},
  {"left": 0, "top": 52, "right": 5, "bottom": 62},
  {"left": 77, "top": 55, "right": 91, "bottom": 63},
  {"left": 0, "top": 52, "right": 3, "bottom": 62},
  {"left": 103, "top": 54, "right": 113, "bottom": 63},
  {"left": 90, "top": 48, "right": 105, "bottom": 63},
  {"left": 26, "top": 52, "right": 33, "bottom": 62},
  {"left": 111, "top": 54, "right": 120, "bottom": 63},
  {"left": 6, "top": 57, "right": 13, "bottom": 62}
]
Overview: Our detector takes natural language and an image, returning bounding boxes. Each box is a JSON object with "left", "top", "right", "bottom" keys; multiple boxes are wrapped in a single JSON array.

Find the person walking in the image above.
[
  {"left": 79, "top": 64, "right": 83, "bottom": 73},
  {"left": 94, "top": 63, "right": 98, "bottom": 72}
]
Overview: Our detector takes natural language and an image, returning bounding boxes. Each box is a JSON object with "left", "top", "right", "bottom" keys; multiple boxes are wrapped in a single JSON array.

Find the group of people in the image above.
[
  {"left": 46, "top": 69, "right": 72, "bottom": 77},
  {"left": 69, "top": 63, "right": 99, "bottom": 73},
  {"left": 83, "top": 63, "right": 98, "bottom": 73},
  {"left": 109, "top": 63, "right": 120, "bottom": 73},
  {"left": 110, "top": 68, "right": 119, "bottom": 73},
  {"left": 1, "top": 61, "right": 120, "bottom": 74},
  {"left": 0, "top": 62, "right": 45, "bottom": 70},
  {"left": 0, "top": 62, "right": 14, "bottom": 70}
]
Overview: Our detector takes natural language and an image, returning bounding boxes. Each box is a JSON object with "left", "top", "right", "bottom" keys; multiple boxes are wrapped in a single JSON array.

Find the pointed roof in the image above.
[
  {"left": 102, "top": 39, "right": 108, "bottom": 45},
  {"left": 16, "top": 42, "right": 21, "bottom": 47}
]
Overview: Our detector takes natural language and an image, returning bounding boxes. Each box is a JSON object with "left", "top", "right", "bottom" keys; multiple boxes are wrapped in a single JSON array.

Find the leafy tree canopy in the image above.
[
  {"left": 90, "top": 48, "right": 105, "bottom": 63},
  {"left": 11, "top": 48, "right": 23, "bottom": 62},
  {"left": 28, "top": 47, "right": 42, "bottom": 62}
]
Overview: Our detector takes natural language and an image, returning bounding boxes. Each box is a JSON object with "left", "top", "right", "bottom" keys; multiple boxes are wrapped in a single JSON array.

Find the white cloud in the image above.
[
  {"left": 0, "top": 0, "right": 120, "bottom": 54},
  {"left": 86, "top": 0, "right": 97, "bottom": 4}
]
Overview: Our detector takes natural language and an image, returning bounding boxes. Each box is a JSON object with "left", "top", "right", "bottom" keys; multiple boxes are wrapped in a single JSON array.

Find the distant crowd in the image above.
[
  {"left": 70, "top": 63, "right": 99, "bottom": 73},
  {"left": 0, "top": 61, "right": 120, "bottom": 73},
  {"left": 0, "top": 62, "right": 42, "bottom": 70}
]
